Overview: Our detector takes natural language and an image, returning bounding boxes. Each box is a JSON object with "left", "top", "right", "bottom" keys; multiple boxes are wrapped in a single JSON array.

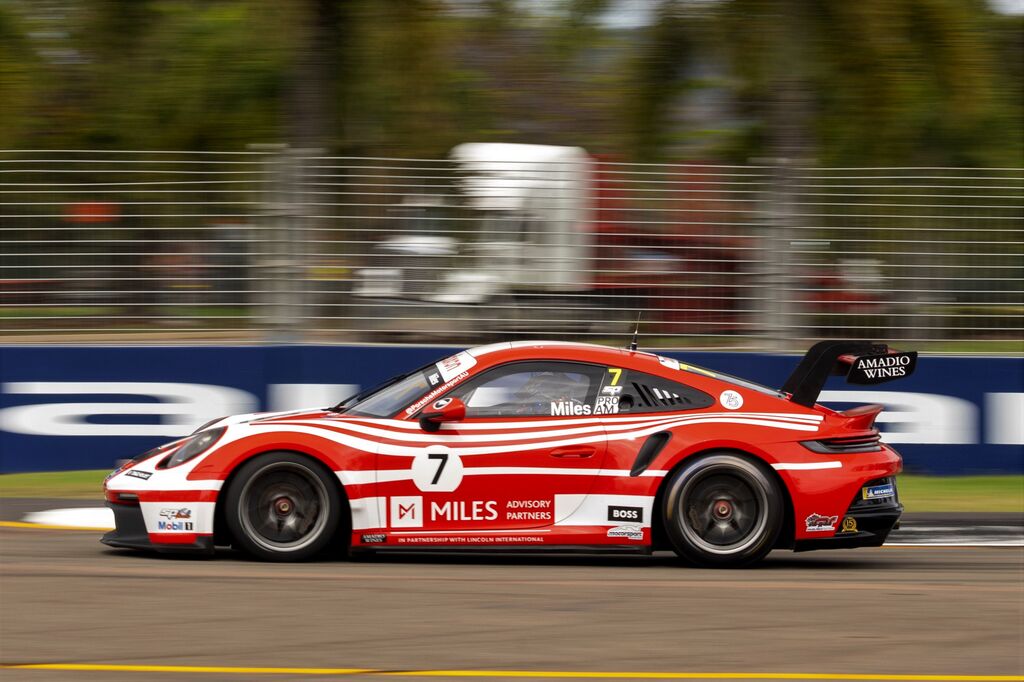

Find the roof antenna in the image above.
[{"left": 628, "top": 312, "right": 641, "bottom": 351}]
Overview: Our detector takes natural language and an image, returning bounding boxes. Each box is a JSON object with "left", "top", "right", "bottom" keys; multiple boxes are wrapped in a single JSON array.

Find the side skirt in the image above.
[{"left": 351, "top": 544, "right": 653, "bottom": 556}]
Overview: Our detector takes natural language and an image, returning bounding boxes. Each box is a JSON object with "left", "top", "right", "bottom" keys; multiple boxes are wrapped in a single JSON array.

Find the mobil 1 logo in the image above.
[{"left": 607, "top": 506, "right": 643, "bottom": 523}]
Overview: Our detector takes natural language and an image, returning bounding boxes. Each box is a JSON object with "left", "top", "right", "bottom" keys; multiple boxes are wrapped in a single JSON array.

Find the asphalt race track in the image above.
[{"left": 2, "top": 508, "right": 1023, "bottom": 682}]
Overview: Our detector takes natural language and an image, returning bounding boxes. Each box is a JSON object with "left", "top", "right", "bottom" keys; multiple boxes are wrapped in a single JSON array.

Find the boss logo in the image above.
[{"left": 608, "top": 506, "right": 643, "bottom": 523}]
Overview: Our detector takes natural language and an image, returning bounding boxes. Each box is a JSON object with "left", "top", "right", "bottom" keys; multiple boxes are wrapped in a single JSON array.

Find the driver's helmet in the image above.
[{"left": 515, "top": 372, "right": 586, "bottom": 403}]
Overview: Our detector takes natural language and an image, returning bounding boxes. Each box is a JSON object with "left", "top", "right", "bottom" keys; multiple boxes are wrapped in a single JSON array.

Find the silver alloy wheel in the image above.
[
  {"left": 238, "top": 461, "right": 330, "bottom": 553},
  {"left": 676, "top": 467, "right": 770, "bottom": 555}
]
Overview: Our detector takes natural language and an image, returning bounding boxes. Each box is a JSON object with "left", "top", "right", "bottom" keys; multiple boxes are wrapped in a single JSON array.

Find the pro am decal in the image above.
[
  {"left": 590, "top": 367, "right": 624, "bottom": 415},
  {"left": 593, "top": 396, "right": 619, "bottom": 415}
]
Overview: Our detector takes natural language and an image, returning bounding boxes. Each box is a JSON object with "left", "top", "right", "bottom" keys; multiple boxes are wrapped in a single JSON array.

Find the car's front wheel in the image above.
[
  {"left": 224, "top": 452, "right": 342, "bottom": 562},
  {"left": 662, "top": 453, "right": 783, "bottom": 567}
]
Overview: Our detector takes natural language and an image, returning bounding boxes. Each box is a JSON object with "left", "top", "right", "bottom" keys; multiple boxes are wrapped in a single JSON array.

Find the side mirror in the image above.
[{"left": 419, "top": 397, "right": 466, "bottom": 432}]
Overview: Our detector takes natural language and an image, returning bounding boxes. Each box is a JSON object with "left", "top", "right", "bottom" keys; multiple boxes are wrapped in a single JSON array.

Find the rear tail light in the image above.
[{"left": 801, "top": 432, "right": 882, "bottom": 454}]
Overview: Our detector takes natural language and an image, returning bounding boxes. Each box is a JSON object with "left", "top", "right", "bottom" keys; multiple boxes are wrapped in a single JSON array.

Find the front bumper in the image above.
[
  {"left": 795, "top": 476, "right": 903, "bottom": 551},
  {"left": 100, "top": 502, "right": 214, "bottom": 555}
]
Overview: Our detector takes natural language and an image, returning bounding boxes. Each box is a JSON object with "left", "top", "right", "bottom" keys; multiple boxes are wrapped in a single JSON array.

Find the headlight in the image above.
[
  {"left": 163, "top": 427, "right": 226, "bottom": 468},
  {"left": 108, "top": 438, "right": 184, "bottom": 477},
  {"left": 191, "top": 417, "right": 225, "bottom": 435},
  {"left": 134, "top": 438, "right": 184, "bottom": 464}
]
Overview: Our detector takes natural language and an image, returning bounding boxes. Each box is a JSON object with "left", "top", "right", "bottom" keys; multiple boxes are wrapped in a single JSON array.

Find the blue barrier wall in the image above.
[{"left": 1, "top": 345, "right": 1021, "bottom": 474}]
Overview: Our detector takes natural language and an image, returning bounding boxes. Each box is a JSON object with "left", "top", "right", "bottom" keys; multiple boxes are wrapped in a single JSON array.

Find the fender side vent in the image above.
[{"left": 630, "top": 431, "right": 672, "bottom": 477}]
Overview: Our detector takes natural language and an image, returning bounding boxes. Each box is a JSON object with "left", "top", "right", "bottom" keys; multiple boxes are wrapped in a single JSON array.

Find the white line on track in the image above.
[
  {"left": 22, "top": 507, "right": 114, "bottom": 529},
  {"left": 886, "top": 542, "right": 1024, "bottom": 547}
]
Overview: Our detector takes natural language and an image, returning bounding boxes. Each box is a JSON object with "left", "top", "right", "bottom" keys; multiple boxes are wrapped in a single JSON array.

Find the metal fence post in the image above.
[
  {"left": 291, "top": 147, "right": 325, "bottom": 342},
  {"left": 254, "top": 145, "right": 300, "bottom": 342},
  {"left": 759, "top": 159, "right": 796, "bottom": 351}
]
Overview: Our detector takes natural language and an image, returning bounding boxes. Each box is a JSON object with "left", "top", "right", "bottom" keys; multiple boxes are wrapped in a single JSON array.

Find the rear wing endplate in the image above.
[{"left": 781, "top": 341, "right": 918, "bottom": 407}]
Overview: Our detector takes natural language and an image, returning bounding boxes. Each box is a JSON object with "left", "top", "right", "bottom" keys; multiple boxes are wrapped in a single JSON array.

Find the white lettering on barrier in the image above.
[
  {"left": 268, "top": 384, "right": 358, "bottom": 412},
  {"left": 0, "top": 382, "right": 256, "bottom": 437},
  {"left": 819, "top": 390, "right": 976, "bottom": 445},
  {"left": 986, "top": 393, "right": 1024, "bottom": 445}
]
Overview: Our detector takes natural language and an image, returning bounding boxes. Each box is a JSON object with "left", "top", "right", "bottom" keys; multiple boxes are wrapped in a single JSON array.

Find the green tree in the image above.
[
  {"left": 718, "top": 0, "right": 1022, "bottom": 166},
  {"left": 624, "top": 0, "right": 696, "bottom": 161},
  {"left": 0, "top": 4, "right": 39, "bottom": 148}
]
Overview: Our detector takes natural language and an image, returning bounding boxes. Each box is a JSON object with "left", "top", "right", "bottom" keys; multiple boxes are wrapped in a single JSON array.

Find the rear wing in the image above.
[{"left": 781, "top": 341, "right": 918, "bottom": 407}]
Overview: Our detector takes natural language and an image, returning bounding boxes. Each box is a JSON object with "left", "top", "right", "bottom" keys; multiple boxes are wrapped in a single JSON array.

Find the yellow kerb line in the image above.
[
  {"left": 0, "top": 664, "right": 1020, "bottom": 680},
  {"left": 0, "top": 520, "right": 113, "bottom": 532}
]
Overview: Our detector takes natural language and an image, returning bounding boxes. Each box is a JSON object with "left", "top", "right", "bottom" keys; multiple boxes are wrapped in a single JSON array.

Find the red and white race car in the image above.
[{"left": 102, "top": 340, "right": 914, "bottom": 566}]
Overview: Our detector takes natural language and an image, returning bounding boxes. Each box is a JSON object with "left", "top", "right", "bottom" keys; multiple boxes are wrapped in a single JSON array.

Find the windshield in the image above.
[
  {"left": 342, "top": 350, "right": 479, "bottom": 418},
  {"left": 345, "top": 370, "right": 433, "bottom": 418}
]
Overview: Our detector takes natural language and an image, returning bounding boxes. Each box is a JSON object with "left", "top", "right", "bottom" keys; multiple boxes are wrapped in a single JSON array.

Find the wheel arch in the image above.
[
  {"left": 649, "top": 446, "right": 795, "bottom": 551},
  {"left": 212, "top": 448, "right": 352, "bottom": 548}
]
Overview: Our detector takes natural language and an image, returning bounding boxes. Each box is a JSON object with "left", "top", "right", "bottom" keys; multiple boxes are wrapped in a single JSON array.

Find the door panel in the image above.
[
  {"left": 380, "top": 361, "right": 612, "bottom": 534},
  {"left": 426, "top": 415, "right": 609, "bottom": 530}
]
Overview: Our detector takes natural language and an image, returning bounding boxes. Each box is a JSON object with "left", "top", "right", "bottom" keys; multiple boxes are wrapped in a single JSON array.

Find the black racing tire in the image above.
[
  {"left": 661, "top": 452, "right": 783, "bottom": 568},
  {"left": 224, "top": 451, "right": 343, "bottom": 562}
]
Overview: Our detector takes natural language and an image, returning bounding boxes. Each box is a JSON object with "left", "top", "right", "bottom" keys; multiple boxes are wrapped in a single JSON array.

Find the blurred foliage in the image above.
[
  {"left": 0, "top": 0, "right": 1020, "bottom": 165},
  {"left": 722, "top": 0, "right": 1024, "bottom": 166}
]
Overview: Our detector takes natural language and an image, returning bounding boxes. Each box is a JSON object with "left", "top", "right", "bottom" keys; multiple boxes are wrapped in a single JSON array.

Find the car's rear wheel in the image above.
[
  {"left": 662, "top": 453, "right": 783, "bottom": 567},
  {"left": 224, "top": 452, "right": 342, "bottom": 562}
]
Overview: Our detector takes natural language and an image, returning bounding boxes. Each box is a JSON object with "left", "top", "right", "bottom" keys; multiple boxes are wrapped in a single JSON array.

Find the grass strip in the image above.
[
  {"left": 895, "top": 475, "right": 1022, "bottom": 513},
  {"left": 0, "top": 469, "right": 109, "bottom": 499}
]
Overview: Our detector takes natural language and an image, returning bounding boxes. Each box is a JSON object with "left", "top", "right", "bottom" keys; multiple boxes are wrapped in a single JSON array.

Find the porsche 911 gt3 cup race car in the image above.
[{"left": 102, "top": 340, "right": 915, "bottom": 567}]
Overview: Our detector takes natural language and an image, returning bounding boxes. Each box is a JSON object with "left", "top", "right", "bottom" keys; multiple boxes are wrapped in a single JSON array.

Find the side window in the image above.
[
  {"left": 598, "top": 367, "right": 714, "bottom": 414},
  {"left": 453, "top": 362, "right": 602, "bottom": 417}
]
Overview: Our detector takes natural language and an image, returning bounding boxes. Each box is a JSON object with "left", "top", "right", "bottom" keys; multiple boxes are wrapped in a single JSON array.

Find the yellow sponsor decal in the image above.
[{"left": 678, "top": 363, "right": 717, "bottom": 378}]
